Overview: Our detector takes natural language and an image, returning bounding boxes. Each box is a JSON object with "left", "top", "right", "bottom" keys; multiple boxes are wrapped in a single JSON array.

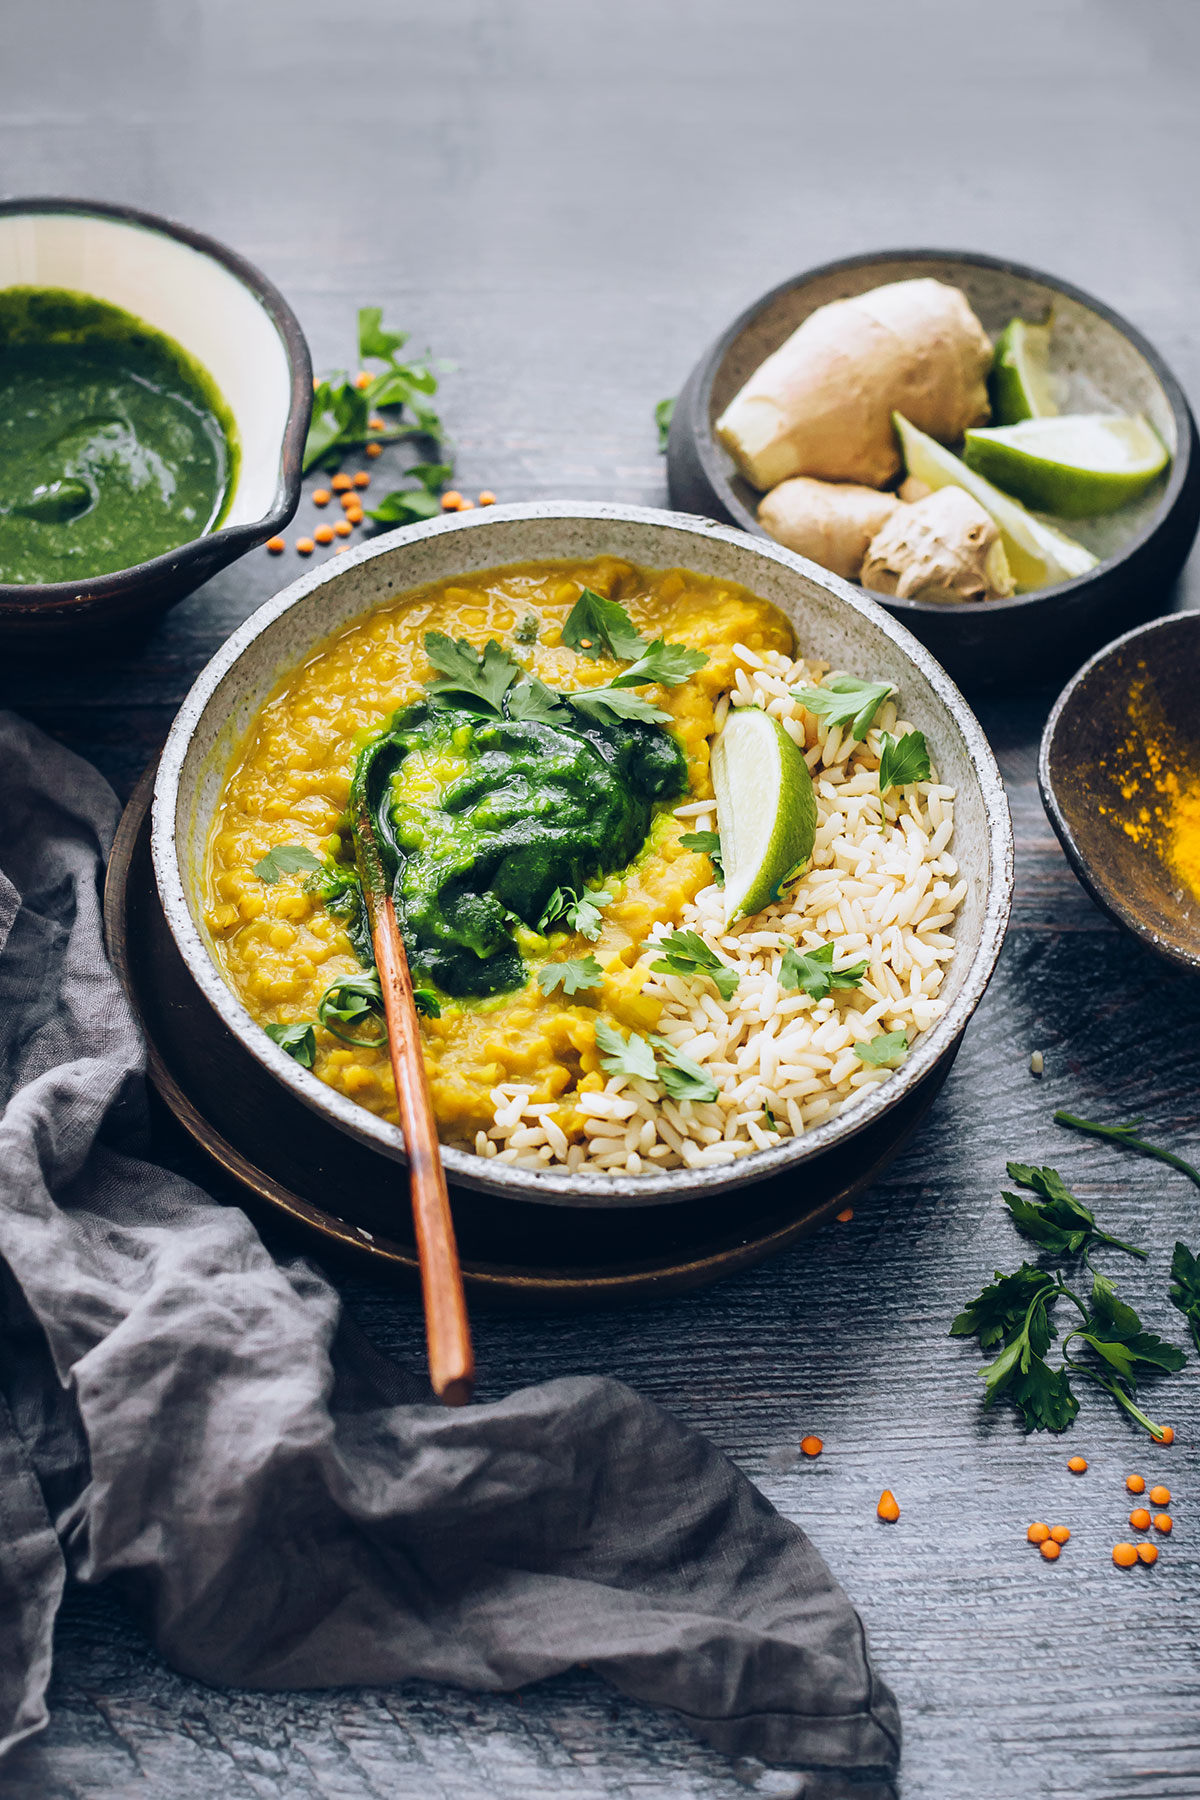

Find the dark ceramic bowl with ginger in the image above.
[
  {"left": 1040, "top": 610, "right": 1200, "bottom": 973},
  {"left": 667, "top": 248, "right": 1200, "bottom": 690}
]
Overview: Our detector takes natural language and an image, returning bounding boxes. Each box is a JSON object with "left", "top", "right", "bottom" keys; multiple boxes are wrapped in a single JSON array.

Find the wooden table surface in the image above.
[{"left": 3, "top": 5, "right": 1200, "bottom": 1796}]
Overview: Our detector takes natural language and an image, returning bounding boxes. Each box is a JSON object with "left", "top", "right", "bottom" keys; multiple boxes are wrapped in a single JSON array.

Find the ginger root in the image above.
[
  {"left": 757, "top": 477, "right": 901, "bottom": 580},
  {"left": 861, "top": 486, "right": 1015, "bottom": 605},
  {"left": 717, "top": 278, "right": 993, "bottom": 490}
]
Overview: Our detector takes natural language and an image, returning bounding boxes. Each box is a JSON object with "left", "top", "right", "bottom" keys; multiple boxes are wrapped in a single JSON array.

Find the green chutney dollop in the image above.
[
  {"left": 355, "top": 698, "right": 688, "bottom": 998},
  {"left": 0, "top": 287, "right": 237, "bottom": 584}
]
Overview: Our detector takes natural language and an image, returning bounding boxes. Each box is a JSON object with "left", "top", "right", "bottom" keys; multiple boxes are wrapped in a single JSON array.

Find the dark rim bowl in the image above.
[
  {"left": 1039, "top": 608, "right": 1200, "bottom": 973},
  {"left": 151, "top": 501, "right": 1014, "bottom": 1209},
  {"left": 667, "top": 248, "right": 1200, "bottom": 691},
  {"left": 0, "top": 197, "right": 312, "bottom": 642}
]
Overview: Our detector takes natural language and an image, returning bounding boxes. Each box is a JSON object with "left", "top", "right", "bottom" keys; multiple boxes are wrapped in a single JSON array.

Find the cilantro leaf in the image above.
[
  {"left": 561, "top": 589, "right": 647, "bottom": 663},
  {"left": 254, "top": 844, "right": 324, "bottom": 884},
  {"left": 368, "top": 487, "right": 441, "bottom": 526},
  {"left": 538, "top": 885, "right": 611, "bottom": 939},
  {"left": 679, "top": 830, "right": 724, "bottom": 881},
  {"left": 1003, "top": 1162, "right": 1146, "bottom": 1260},
  {"left": 505, "top": 673, "right": 570, "bottom": 725},
  {"left": 303, "top": 308, "right": 450, "bottom": 472},
  {"left": 648, "top": 929, "right": 739, "bottom": 1001},
  {"left": 854, "top": 1029, "right": 908, "bottom": 1067},
  {"left": 878, "top": 729, "right": 931, "bottom": 795},
  {"left": 1168, "top": 1240, "right": 1200, "bottom": 1356},
  {"left": 779, "top": 940, "right": 868, "bottom": 1001},
  {"left": 567, "top": 687, "right": 672, "bottom": 726},
  {"left": 792, "top": 675, "right": 893, "bottom": 741},
  {"left": 424, "top": 633, "right": 520, "bottom": 715},
  {"left": 650, "top": 1035, "right": 719, "bottom": 1103},
  {"left": 317, "top": 972, "right": 386, "bottom": 1047},
  {"left": 951, "top": 1263, "right": 1056, "bottom": 1352},
  {"left": 413, "top": 988, "right": 441, "bottom": 1018},
  {"left": 536, "top": 955, "right": 603, "bottom": 997},
  {"left": 611, "top": 639, "right": 708, "bottom": 689},
  {"left": 358, "top": 306, "right": 410, "bottom": 361},
  {"left": 655, "top": 396, "right": 676, "bottom": 452},
  {"left": 265, "top": 1020, "right": 316, "bottom": 1068},
  {"left": 594, "top": 1020, "right": 657, "bottom": 1081}
]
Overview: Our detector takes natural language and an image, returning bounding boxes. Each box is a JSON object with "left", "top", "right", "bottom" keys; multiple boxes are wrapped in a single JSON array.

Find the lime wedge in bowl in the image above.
[
  {"left": 963, "top": 414, "right": 1169, "bottom": 518},
  {"left": 991, "top": 318, "right": 1058, "bottom": 424},
  {"left": 712, "top": 706, "right": 816, "bottom": 924},
  {"left": 894, "top": 412, "right": 1098, "bottom": 590}
]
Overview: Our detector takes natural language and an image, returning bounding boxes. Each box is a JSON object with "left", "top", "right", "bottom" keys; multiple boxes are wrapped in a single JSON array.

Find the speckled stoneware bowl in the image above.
[
  {"left": 668, "top": 249, "right": 1200, "bottom": 690},
  {"left": 152, "top": 502, "right": 1014, "bottom": 1207}
]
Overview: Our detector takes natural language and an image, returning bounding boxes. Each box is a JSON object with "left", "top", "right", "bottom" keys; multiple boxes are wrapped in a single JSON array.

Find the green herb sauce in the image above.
[
  {"left": 0, "top": 287, "right": 237, "bottom": 584},
  {"left": 353, "top": 698, "right": 687, "bottom": 998}
]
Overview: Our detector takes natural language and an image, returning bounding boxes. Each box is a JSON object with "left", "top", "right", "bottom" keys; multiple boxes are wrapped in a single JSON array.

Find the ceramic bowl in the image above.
[
  {"left": 0, "top": 197, "right": 311, "bottom": 647},
  {"left": 667, "top": 249, "right": 1200, "bottom": 690},
  {"left": 152, "top": 502, "right": 1014, "bottom": 1206},
  {"left": 1040, "top": 609, "right": 1200, "bottom": 972}
]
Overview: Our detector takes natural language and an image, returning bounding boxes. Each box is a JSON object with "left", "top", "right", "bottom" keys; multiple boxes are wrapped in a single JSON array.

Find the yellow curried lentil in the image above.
[{"left": 205, "top": 557, "right": 792, "bottom": 1145}]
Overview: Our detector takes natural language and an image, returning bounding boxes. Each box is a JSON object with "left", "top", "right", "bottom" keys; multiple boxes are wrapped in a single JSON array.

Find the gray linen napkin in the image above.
[{"left": 0, "top": 709, "right": 900, "bottom": 1786}]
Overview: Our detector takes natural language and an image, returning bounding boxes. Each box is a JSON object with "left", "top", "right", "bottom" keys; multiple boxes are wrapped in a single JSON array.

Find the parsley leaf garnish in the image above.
[
  {"left": 369, "top": 460, "right": 453, "bottom": 526},
  {"left": 594, "top": 1020, "right": 658, "bottom": 1081},
  {"left": 504, "top": 673, "right": 570, "bottom": 725},
  {"left": 650, "top": 1035, "right": 719, "bottom": 1103},
  {"left": 254, "top": 844, "right": 323, "bottom": 884},
  {"left": 304, "top": 307, "right": 449, "bottom": 474},
  {"left": 613, "top": 639, "right": 709, "bottom": 690},
  {"left": 305, "top": 862, "right": 373, "bottom": 966},
  {"left": 317, "top": 972, "right": 387, "bottom": 1047},
  {"left": 413, "top": 988, "right": 442, "bottom": 1018},
  {"left": 655, "top": 396, "right": 676, "bottom": 452},
  {"left": 854, "top": 1029, "right": 908, "bottom": 1066},
  {"left": 265, "top": 1020, "right": 316, "bottom": 1068},
  {"left": 568, "top": 687, "right": 673, "bottom": 726},
  {"left": 1002, "top": 1162, "right": 1146, "bottom": 1260},
  {"left": 424, "top": 633, "right": 521, "bottom": 715},
  {"left": 562, "top": 589, "right": 648, "bottom": 663},
  {"left": 878, "top": 729, "right": 931, "bottom": 794},
  {"left": 1168, "top": 1241, "right": 1200, "bottom": 1356},
  {"left": 647, "top": 929, "right": 739, "bottom": 1001},
  {"left": 536, "top": 955, "right": 603, "bottom": 997},
  {"left": 779, "top": 940, "right": 868, "bottom": 1001},
  {"left": 538, "top": 885, "right": 612, "bottom": 939},
  {"left": 792, "top": 675, "right": 894, "bottom": 741},
  {"left": 679, "top": 830, "right": 724, "bottom": 881}
]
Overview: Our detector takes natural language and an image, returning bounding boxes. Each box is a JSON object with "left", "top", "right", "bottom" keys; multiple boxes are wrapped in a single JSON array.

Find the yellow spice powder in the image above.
[{"left": 1104, "top": 671, "right": 1200, "bottom": 903}]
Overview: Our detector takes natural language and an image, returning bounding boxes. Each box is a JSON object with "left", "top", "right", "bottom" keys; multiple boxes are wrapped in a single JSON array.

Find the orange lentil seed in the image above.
[
  {"left": 1137, "top": 1542, "right": 1159, "bottom": 1565},
  {"left": 266, "top": 536, "right": 286, "bottom": 554},
  {"left": 1129, "top": 1508, "right": 1151, "bottom": 1531},
  {"left": 1027, "top": 1522, "right": 1050, "bottom": 1545},
  {"left": 331, "top": 474, "right": 353, "bottom": 492},
  {"left": 877, "top": 1490, "right": 900, "bottom": 1523},
  {"left": 441, "top": 491, "right": 463, "bottom": 511},
  {"left": 1049, "top": 1526, "right": 1070, "bottom": 1545},
  {"left": 353, "top": 471, "right": 371, "bottom": 488},
  {"left": 800, "top": 1436, "right": 823, "bottom": 1458},
  {"left": 1112, "top": 1543, "right": 1138, "bottom": 1568},
  {"left": 1126, "top": 1474, "right": 1145, "bottom": 1494},
  {"left": 346, "top": 509, "right": 364, "bottom": 526},
  {"left": 314, "top": 525, "right": 334, "bottom": 545},
  {"left": 334, "top": 520, "right": 352, "bottom": 537},
  {"left": 365, "top": 442, "right": 383, "bottom": 457},
  {"left": 1153, "top": 1513, "right": 1173, "bottom": 1534},
  {"left": 1067, "top": 1456, "right": 1088, "bottom": 1473},
  {"left": 341, "top": 492, "right": 359, "bottom": 512},
  {"left": 312, "top": 489, "right": 331, "bottom": 506},
  {"left": 296, "top": 537, "right": 315, "bottom": 556},
  {"left": 1149, "top": 1485, "right": 1171, "bottom": 1506},
  {"left": 458, "top": 498, "right": 476, "bottom": 510},
  {"left": 368, "top": 416, "right": 385, "bottom": 430},
  {"left": 1040, "top": 1539, "right": 1061, "bottom": 1561},
  {"left": 478, "top": 489, "right": 497, "bottom": 505},
  {"left": 355, "top": 371, "right": 371, "bottom": 389},
  {"left": 836, "top": 1207, "right": 854, "bottom": 1223},
  {"left": 1156, "top": 1426, "right": 1176, "bottom": 1445}
]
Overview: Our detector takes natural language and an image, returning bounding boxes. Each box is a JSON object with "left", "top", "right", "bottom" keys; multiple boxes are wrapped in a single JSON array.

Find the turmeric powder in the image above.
[{"left": 1099, "top": 672, "right": 1200, "bottom": 904}]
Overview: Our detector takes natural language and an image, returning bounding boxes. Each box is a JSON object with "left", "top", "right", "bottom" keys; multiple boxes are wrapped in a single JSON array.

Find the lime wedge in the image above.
[
  {"left": 991, "top": 318, "right": 1058, "bottom": 425},
  {"left": 893, "top": 412, "right": 1097, "bottom": 591},
  {"left": 963, "top": 414, "right": 1169, "bottom": 518},
  {"left": 712, "top": 707, "right": 816, "bottom": 924}
]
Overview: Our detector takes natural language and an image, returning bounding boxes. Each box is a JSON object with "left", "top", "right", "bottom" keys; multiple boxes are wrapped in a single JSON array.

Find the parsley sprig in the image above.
[
  {"left": 679, "top": 830, "right": 724, "bottom": 881},
  {"left": 538, "top": 885, "right": 612, "bottom": 940},
  {"left": 304, "top": 307, "right": 450, "bottom": 474},
  {"left": 593, "top": 1021, "right": 718, "bottom": 1103},
  {"left": 536, "top": 955, "right": 602, "bottom": 997},
  {"left": 254, "top": 843, "right": 323, "bottom": 884},
  {"left": 779, "top": 940, "right": 868, "bottom": 1001},
  {"left": 647, "top": 929, "right": 739, "bottom": 1001},
  {"left": 368, "top": 461, "right": 453, "bottom": 528},
  {"left": 878, "top": 729, "right": 931, "bottom": 795},
  {"left": 792, "top": 675, "right": 893, "bottom": 742},
  {"left": 265, "top": 1020, "right": 316, "bottom": 1068},
  {"left": 1169, "top": 1242, "right": 1200, "bottom": 1357}
]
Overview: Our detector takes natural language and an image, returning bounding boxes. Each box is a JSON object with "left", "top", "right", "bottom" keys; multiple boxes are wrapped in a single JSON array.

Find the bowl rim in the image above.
[
  {"left": 0, "top": 195, "right": 312, "bottom": 610},
  {"left": 1038, "top": 606, "right": 1200, "bottom": 972},
  {"left": 152, "top": 499, "right": 1015, "bottom": 1206},
  {"left": 676, "top": 245, "right": 1195, "bottom": 619}
]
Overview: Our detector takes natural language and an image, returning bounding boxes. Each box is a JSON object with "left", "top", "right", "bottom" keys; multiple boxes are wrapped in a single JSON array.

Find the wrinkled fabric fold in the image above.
[{"left": 0, "top": 710, "right": 899, "bottom": 1781}]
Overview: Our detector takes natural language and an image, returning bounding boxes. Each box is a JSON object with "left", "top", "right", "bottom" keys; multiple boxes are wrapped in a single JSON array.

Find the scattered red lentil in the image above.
[
  {"left": 441, "top": 491, "right": 463, "bottom": 511},
  {"left": 266, "top": 536, "right": 285, "bottom": 554},
  {"left": 1156, "top": 1426, "right": 1176, "bottom": 1445},
  {"left": 1049, "top": 1525, "right": 1070, "bottom": 1545},
  {"left": 1027, "top": 1522, "right": 1050, "bottom": 1545},
  {"left": 1112, "top": 1543, "right": 1138, "bottom": 1568},
  {"left": 459, "top": 498, "right": 476, "bottom": 510},
  {"left": 836, "top": 1207, "right": 854, "bottom": 1223},
  {"left": 800, "top": 1436, "right": 823, "bottom": 1458},
  {"left": 877, "top": 1490, "right": 900, "bottom": 1523},
  {"left": 296, "top": 537, "right": 315, "bottom": 556},
  {"left": 312, "top": 489, "right": 331, "bottom": 507},
  {"left": 368, "top": 416, "right": 385, "bottom": 430},
  {"left": 354, "top": 371, "right": 371, "bottom": 390},
  {"left": 478, "top": 489, "right": 497, "bottom": 505},
  {"left": 1149, "top": 1485, "right": 1171, "bottom": 1507},
  {"left": 1039, "top": 1539, "right": 1061, "bottom": 1562},
  {"left": 365, "top": 442, "right": 382, "bottom": 458},
  {"left": 341, "top": 492, "right": 359, "bottom": 512},
  {"left": 1129, "top": 1508, "right": 1151, "bottom": 1532},
  {"left": 1067, "top": 1456, "right": 1088, "bottom": 1474},
  {"left": 1153, "top": 1513, "right": 1173, "bottom": 1534},
  {"left": 1137, "top": 1542, "right": 1159, "bottom": 1565},
  {"left": 331, "top": 474, "right": 353, "bottom": 493},
  {"left": 346, "top": 507, "right": 364, "bottom": 525},
  {"left": 353, "top": 471, "right": 371, "bottom": 488},
  {"left": 334, "top": 520, "right": 352, "bottom": 537},
  {"left": 314, "top": 525, "right": 334, "bottom": 545},
  {"left": 1126, "top": 1474, "right": 1145, "bottom": 1495}
]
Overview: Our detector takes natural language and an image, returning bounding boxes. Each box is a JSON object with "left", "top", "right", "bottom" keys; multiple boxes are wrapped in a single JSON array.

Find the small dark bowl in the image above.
[
  {"left": 1039, "top": 610, "right": 1200, "bottom": 972},
  {"left": 0, "top": 198, "right": 312, "bottom": 649},
  {"left": 667, "top": 249, "right": 1200, "bottom": 690}
]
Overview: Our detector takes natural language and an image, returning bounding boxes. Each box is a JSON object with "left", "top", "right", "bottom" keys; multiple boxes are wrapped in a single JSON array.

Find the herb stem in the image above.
[
  {"left": 1064, "top": 1358, "right": 1166, "bottom": 1439},
  {"left": 1054, "top": 1110, "right": 1200, "bottom": 1191}
]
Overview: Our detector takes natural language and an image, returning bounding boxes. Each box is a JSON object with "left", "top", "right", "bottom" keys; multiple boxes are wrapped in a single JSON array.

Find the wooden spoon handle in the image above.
[{"left": 373, "top": 898, "right": 474, "bottom": 1406}]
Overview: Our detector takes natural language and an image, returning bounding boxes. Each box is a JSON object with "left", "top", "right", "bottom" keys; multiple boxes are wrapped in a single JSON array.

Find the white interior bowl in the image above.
[
  {"left": 152, "top": 502, "right": 1014, "bottom": 1207},
  {"left": 0, "top": 198, "right": 311, "bottom": 639}
]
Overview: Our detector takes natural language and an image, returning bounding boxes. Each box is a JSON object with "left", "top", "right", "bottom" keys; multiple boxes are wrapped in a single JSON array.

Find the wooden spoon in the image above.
[{"left": 352, "top": 795, "right": 475, "bottom": 1406}]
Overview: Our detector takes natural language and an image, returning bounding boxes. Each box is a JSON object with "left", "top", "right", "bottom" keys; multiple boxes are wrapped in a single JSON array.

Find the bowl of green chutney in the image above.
[{"left": 0, "top": 198, "right": 312, "bottom": 647}]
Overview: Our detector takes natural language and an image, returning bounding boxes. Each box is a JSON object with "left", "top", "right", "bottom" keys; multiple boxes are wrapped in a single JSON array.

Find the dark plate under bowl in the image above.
[
  {"left": 0, "top": 198, "right": 312, "bottom": 648},
  {"left": 1039, "top": 609, "right": 1200, "bottom": 972},
  {"left": 667, "top": 248, "right": 1200, "bottom": 690}
]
